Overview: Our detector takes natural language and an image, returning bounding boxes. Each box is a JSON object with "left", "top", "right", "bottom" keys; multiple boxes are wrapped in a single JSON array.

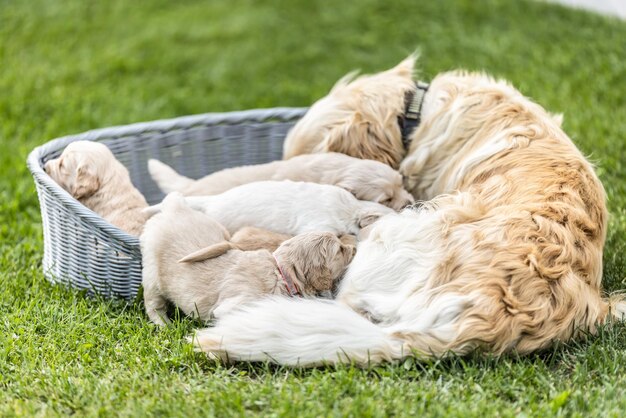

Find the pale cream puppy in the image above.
[
  {"left": 192, "top": 56, "right": 625, "bottom": 366},
  {"left": 144, "top": 181, "right": 394, "bottom": 236},
  {"left": 44, "top": 141, "right": 148, "bottom": 236},
  {"left": 148, "top": 152, "right": 413, "bottom": 211},
  {"left": 141, "top": 193, "right": 356, "bottom": 325}
]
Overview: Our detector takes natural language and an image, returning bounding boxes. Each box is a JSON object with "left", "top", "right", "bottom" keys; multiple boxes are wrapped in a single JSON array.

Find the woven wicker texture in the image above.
[{"left": 27, "top": 108, "right": 308, "bottom": 300}]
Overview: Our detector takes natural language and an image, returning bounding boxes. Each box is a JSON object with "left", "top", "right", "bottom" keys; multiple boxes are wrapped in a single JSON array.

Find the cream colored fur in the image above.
[
  {"left": 141, "top": 193, "right": 356, "bottom": 325},
  {"left": 44, "top": 141, "right": 148, "bottom": 236},
  {"left": 144, "top": 181, "right": 394, "bottom": 236},
  {"left": 230, "top": 227, "right": 293, "bottom": 253},
  {"left": 193, "top": 57, "right": 624, "bottom": 365},
  {"left": 148, "top": 152, "right": 413, "bottom": 210},
  {"left": 178, "top": 226, "right": 294, "bottom": 263}
]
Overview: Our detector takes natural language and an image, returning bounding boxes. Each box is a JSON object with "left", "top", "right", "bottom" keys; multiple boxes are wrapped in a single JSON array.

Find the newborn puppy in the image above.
[
  {"left": 145, "top": 181, "right": 394, "bottom": 236},
  {"left": 230, "top": 226, "right": 293, "bottom": 253},
  {"left": 148, "top": 152, "right": 413, "bottom": 210},
  {"left": 44, "top": 141, "right": 148, "bottom": 236},
  {"left": 141, "top": 193, "right": 356, "bottom": 325}
]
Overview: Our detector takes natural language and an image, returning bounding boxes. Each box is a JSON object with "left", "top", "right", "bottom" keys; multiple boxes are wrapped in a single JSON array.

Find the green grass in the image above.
[{"left": 1, "top": 0, "right": 626, "bottom": 415}]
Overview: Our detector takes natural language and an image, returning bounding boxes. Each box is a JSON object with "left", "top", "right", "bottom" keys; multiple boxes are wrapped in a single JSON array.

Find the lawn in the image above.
[{"left": 1, "top": 0, "right": 626, "bottom": 416}]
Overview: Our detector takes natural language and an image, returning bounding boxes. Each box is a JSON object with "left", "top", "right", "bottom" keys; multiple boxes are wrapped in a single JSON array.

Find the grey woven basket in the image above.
[{"left": 27, "top": 107, "right": 308, "bottom": 300}]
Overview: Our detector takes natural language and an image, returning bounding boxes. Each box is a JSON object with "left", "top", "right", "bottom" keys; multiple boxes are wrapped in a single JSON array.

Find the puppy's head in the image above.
[
  {"left": 336, "top": 160, "right": 415, "bottom": 210},
  {"left": 274, "top": 232, "right": 356, "bottom": 296},
  {"left": 44, "top": 141, "right": 118, "bottom": 200},
  {"left": 284, "top": 55, "right": 417, "bottom": 168}
]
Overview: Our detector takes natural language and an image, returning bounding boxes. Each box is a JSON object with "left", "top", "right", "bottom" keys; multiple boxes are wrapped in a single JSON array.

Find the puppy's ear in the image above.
[
  {"left": 358, "top": 212, "right": 385, "bottom": 229},
  {"left": 71, "top": 164, "right": 100, "bottom": 199},
  {"left": 342, "top": 243, "right": 357, "bottom": 259},
  {"left": 307, "top": 266, "right": 334, "bottom": 294},
  {"left": 339, "top": 234, "right": 357, "bottom": 247},
  {"left": 315, "top": 112, "right": 403, "bottom": 168}
]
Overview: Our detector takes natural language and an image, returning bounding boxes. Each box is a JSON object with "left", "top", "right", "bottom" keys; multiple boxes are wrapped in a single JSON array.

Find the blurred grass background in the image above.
[{"left": 1, "top": 0, "right": 625, "bottom": 416}]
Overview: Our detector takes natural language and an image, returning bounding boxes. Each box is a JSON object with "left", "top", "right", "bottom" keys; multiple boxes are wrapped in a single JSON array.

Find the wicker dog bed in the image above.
[{"left": 27, "top": 108, "right": 307, "bottom": 300}]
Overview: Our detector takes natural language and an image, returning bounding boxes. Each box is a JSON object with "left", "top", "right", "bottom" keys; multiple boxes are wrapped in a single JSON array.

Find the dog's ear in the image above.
[
  {"left": 315, "top": 112, "right": 404, "bottom": 169},
  {"left": 71, "top": 164, "right": 100, "bottom": 199},
  {"left": 358, "top": 212, "right": 385, "bottom": 229},
  {"left": 550, "top": 112, "right": 564, "bottom": 127},
  {"left": 391, "top": 54, "right": 418, "bottom": 78},
  {"left": 339, "top": 234, "right": 357, "bottom": 248},
  {"left": 330, "top": 70, "right": 360, "bottom": 93},
  {"left": 306, "top": 265, "right": 334, "bottom": 294}
]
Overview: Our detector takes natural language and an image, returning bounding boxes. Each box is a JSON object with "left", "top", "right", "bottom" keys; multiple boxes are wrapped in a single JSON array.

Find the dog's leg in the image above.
[{"left": 143, "top": 278, "right": 171, "bottom": 326}]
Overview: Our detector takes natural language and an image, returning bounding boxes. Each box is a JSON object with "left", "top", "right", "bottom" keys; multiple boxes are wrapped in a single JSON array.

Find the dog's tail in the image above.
[
  {"left": 178, "top": 241, "right": 238, "bottom": 263},
  {"left": 148, "top": 159, "right": 194, "bottom": 194},
  {"left": 191, "top": 297, "right": 428, "bottom": 366}
]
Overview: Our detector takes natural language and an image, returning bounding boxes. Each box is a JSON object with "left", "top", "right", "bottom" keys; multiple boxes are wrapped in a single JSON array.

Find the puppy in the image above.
[
  {"left": 192, "top": 56, "right": 625, "bottom": 366},
  {"left": 144, "top": 181, "right": 394, "bottom": 236},
  {"left": 148, "top": 152, "right": 413, "bottom": 210},
  {"left": 141, "top": 193, "right": 356, "bottom": 325},
  {"left": 44, "top": 141, "right": 148, "bottom": 236}
]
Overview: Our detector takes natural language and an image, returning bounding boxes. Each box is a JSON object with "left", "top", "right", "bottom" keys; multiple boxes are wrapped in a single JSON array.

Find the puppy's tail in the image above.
[
  {"left": 192, "top": 297, "right": 418, "bottom": 366},
  {"left": 178, "top": 241, "right": 237, "bottom": 263},
  {"left": 148, "top": 159, "right": 194, "bottom": 194}
]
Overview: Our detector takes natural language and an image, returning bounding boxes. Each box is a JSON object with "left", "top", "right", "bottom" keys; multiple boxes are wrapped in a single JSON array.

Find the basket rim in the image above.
[{"left": 27, "top": 106, "right": 308, "bottom": 249}]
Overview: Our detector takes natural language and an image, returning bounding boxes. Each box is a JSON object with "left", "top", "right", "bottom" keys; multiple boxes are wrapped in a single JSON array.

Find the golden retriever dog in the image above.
[
  {"left": 141, "top": 193, "right": 356, "bottom": 325},
  {"left": 148, "top": 152, "right": 413, "bottom": 210},
  {"left": 192, "top": 56, "right": 625, "bottom": 365},
  {"left": 44, "top": 141, "right": 148, "bottom": 236}
]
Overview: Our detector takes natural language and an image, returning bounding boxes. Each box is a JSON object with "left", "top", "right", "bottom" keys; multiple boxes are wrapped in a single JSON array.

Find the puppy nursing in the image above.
[
  {"left": 44, "top": 141, "right": 148, "bottom": 236},
  {"left": 145, "top": 180, "right": 394, "bottom": 236},
  {"left": 148, "top": 152, "right": 413, "bottom": 210},
  {"left": 192, "top": 57, "right": 625, "bottom": 366},
  {"left": 141, "top": 193, "right": 355, "bottom": 325}
]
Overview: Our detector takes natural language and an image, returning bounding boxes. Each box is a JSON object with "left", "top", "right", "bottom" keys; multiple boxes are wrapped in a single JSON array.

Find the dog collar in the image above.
[
  {"left": 399, "top": 81, "right": 429, "bottom": 150},
  {"left": 273, "top": 255, "right": 300, "bottom": 297}
]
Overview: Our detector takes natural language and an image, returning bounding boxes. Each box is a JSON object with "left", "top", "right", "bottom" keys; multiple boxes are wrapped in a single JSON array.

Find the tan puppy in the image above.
[
  {"left": 192, "top": 57, "right": 625, "bottom": 366},
  {"left": 44, "top": 141, "right": 148, "bottom": 236},
  {"left": 141, "top": 193, "right": 356, "bottom": 325},
  {"left": 148, "top": 152, "right": 413, "bottom": 210}
]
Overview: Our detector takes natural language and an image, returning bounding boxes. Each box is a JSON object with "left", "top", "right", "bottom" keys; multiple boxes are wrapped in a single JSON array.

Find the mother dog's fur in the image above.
[{"left": 192, "top": 57, "right": 625, "bottom": 365}]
